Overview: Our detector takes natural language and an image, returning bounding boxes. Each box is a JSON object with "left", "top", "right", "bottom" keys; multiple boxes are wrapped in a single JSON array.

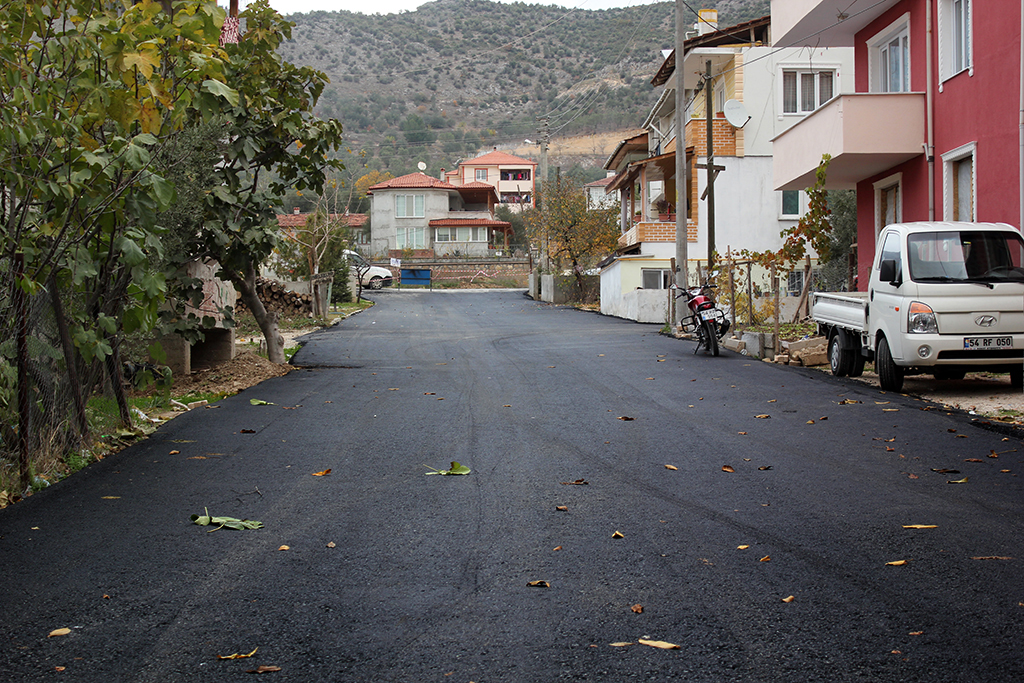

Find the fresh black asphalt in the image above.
[{"left": 2, "top": 289, "right": 1023, "bottom": 682}]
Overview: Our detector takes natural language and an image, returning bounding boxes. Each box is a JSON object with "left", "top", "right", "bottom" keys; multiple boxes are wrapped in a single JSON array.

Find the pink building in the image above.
[
  {"left": 444, "top": 149, "right": 538, "bottom": 209},
  {"left": 772, "top": 0, "right": 1022, "bottom": 289}
]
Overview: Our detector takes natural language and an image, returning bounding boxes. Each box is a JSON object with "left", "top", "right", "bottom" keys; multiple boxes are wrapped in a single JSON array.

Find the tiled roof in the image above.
[
  {"left": 276, "top": 213, "right": 368, "bottom": 228},
  {"left": 366, "top": 172, "right": 458, "bottom": 192},
  {"left": 428, "top": 218, "right": 512, "bottom": 228},
  {"left": 461, "top": 150, "right": 537, "bottom": 167},
  {"left": 457, "top": 181, "right": 496, "bottom": 190},
  {"left": 584, "top": 177, "right": 616, "bottom": 188}
]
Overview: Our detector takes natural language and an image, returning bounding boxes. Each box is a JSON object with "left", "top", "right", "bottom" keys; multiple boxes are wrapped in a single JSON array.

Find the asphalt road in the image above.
[{"left": 2, "top": 289, "right": 1023, "bottom": 682}]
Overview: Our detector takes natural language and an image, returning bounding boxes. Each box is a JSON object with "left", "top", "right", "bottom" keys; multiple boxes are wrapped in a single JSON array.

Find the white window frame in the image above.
[
  {"left": 475, "top": 168, "right": 488, "bottom": 182},
  {"left": 396, "top": 226, "right": 425, "bottom": 249},
  {"left": 941, "top": 141, "right": 977, "bottom": 221},
  {"left": 780, "top": 190, "right": 804, "bottom": 218},
  {"left": 937, "top": 0, "right": 973, "bottom": 89},
  {"left": 641, "top": 268, "right": 673, "bottom": 290},
  {"left": 873, "top": 172, "right": 903, "bottom": 236},
  {"left": 867, "top": 14, "right": 911, "bottom": 93},
  {"left": 435, "top": 226, "right": 451, "bottom": 242},
  {"left": 395, "top": 194, "right": 424, "bottom": 218},
  {"left": 779, "top": 65, "right": 840, "bottom": 116}
]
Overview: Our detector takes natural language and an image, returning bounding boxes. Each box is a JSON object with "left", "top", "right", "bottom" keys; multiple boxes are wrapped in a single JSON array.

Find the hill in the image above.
[{"left": 277, "top": 0, "right": 769, "bottom": 188}]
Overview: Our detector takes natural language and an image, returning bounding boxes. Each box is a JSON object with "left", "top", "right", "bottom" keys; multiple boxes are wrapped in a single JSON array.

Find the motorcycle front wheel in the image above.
[{"left": 701, "top": 319, "right": 720, "bottom": 356}]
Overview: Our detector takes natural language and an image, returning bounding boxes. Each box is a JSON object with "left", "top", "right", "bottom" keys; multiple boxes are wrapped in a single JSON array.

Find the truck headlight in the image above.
[{"left": 908, "top": 302, "right": 938, "bottom": 334}]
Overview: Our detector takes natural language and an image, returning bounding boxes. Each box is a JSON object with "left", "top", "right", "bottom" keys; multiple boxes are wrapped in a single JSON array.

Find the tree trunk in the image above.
[{"left": 237, "top": 262, "right": 286, "bottom": 364}]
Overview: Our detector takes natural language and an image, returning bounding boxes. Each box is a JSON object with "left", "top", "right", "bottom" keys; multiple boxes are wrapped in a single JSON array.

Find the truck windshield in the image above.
[{"left": 908, "top": 231, "right": 1024, "bottom": 283}]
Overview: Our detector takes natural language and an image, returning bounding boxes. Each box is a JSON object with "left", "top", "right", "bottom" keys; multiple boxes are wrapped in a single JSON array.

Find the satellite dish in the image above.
[
  {"left": 417, "top": 161, "right": 427, "bottom": 171},
  {"left": 723, "top": 99, "right": 750, "bottom": 128}
]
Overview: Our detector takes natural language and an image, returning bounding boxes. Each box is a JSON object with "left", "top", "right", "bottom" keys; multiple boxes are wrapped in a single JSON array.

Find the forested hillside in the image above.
[{"left": 277, "top": 0, "right": 769, "bottom": 192}]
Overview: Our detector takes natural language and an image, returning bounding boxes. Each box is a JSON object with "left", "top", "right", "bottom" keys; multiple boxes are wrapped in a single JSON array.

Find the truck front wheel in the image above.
[
  {"left": 876, "top": 336, "right": 904, "bottom": 392},
  {"left": 829, "top": 331, "right": 854, "bottom": 377}
]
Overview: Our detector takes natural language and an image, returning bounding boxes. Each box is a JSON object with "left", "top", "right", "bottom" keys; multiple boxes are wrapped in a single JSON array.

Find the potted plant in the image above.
[{"left": 653, "top": 198, "right": 674, "bottom": 221}]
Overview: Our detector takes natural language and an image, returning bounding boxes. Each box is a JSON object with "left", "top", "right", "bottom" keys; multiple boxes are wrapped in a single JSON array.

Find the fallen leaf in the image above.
[
  {"left": 612, "top": 531, "right": 625, "bottom": 539},
  {"left": 561, "top": 479, "right": 588, "bottom": 485},
  {"left": 886, "top": 447, "right": 895, "bottom": 452},
  {"left": 555, "top": 505, "right": 568, "bottom": 511},
  {"left": 988, "top": 451, "right": 999, "bottom": 458},
  {"left": 187, "top": 456, "right": 208, "bottom": 460},
  {"left": 903, "top": 524, "right": 938, "bottom": 529},
  {"left": 972, "top": 556, "right": 1013, "bottom": 560},
  {"left": 947, "top": 477, "right": 969, "bottom": 484},
  {"left": 755, "top": 414, "right": 771, "bottom": 419},
  {"left": 909, "top": 631, "right": 924, "bottom": 636},
  {"left": 885, "top": 560, "right": 908, "bottom": 566},
  {"left": 964, "top": 458, "right": 984, "bottom": 463},
  {"left": 502, "top": 404, "right": 512, "bottom": 408},
  {"left": 758, "top": 466, "right": 772, "bottom": 471},
  {"left": 907, "top": 473, "right": 919, "bottom": 479},
  {"left": 931, "top": 468, "right": 960, "bottom": 474},
  {"left": 54, "top": 666, "right": 65, "bottom": 672},
  {"left": 885, "top": 437, "right": 896, "bottom": 442},
  {"left": 311, "top": 469, "right": 331, "bottom": 476},
  {"left": 1002, "top": 469, "right": 1012, "bottom": 473},
  {"left": 631, "top": 604, "right": 644, "bottom": 614},
  {"left": 657, "top": 359, "right": 665, "bottom": 362},
  {"left": 218, "top": 647, "right": 258, "bottom": 660},
  {"left": 737, "top": 545, "right": 749, "bottom": 550},
  {"left": 618, "top": 416, "right": 636, "bottom": 421},
  {"left": 169, "top": 450, "right": 180, "bottom": 455},
  {"left": 527, "top": 580, "right": 550, "bottom": 587},
  {"left": 806, "top": 420, "right": 815, "bottom": 424},
  {"left": 102, "top": 595, "right": 110, "bottom": 599},
  {"left": 101, "top": 496, "right": 120, "bottom": 499},
  {"left": 48, "top": 628, "right": 71, "bottom": 638},
  {"left": 948, "top": 428, "right": 958, "bottom": 433},
  {"left": 781, "top": 595, "right": 795, "bottom": 603},
  {"left": 609, "top": 642, "right": 633, "bottom": 647},
  {"left": 759, "top": 555, "right": 771, "bottom": 562},
  {"left": 645, "top": 377, "right": 655, "bottom": 380},
  {"left": 190, "top": 508, "right": 263, "bottom": 532},
  {"left": 598, "top": 354, "right": 605, "bottom": 357},
  {"left": 721, "top": 465, "right": 735, "bottom": 473},
  {"left": 955, "top": 433, "right": 967, "bottom": 438},
  {"left": 326, "top": 542, "right": 336, "bottom": 548},
  {"left": 240, "top": 429, "right": 256, "bottom": 434},
  {"left": 249, "top": 399, "right": 274, "bottom": 406},
  {"left": 424, "top": 392, "right": 435, "bottom": 395},
  {"left": 278, "top": 545, "right": 289, "bottom": 551},
  {"left": 875, "top": 401, "right": 890, "bottom": 405},
  {"left": 664, "top": 464, "right": 678, "bottom": 471},
  {"left": 638, "top": 639, "right": 680, "bottom": 650},
  {"left": 767, "top": 399, "right": 777, "bottom": 403},
  {"left": 738, "top": 431, "right": 748, "bottom": 435},
  {"left": 553, "top": 546, "right": 562, "bottom": 551},
  {"left": 743, "top": 458, "right": 751, "bottom": 462},
  {"left": 838, "top": 399, "right": 861, "bottom": 405},
  {"left": 424, "top": 461, "right": 471, "bottom": 476},
  {"left": 246, "top": 665, "right": 282, "bottom": 674},
  {"left": 820, "top": 416, "right": 828, "bottom": 420},
  {"left": 883, "top": 408, "right": 899, "bottom": 412}
]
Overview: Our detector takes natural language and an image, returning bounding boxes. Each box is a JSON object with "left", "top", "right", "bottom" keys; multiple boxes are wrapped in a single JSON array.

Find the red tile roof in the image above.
[
  {"left": 584, "top": 176, "right": 616, "bottom": 188},
  {"left": 276, "top": 213, "right": 367, "bottom": 228},
  {"left": 366, "top": 172, "right": 458, "bottom": 192},
  {"left": 461, "top": 150, "right": 537, "bottom": 167},
  {"left": 428, "top": 218, "right": 512, "bottom": 228}
]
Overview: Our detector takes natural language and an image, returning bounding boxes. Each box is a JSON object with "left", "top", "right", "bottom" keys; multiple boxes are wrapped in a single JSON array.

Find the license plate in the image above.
[
  {"left": 699, "top": 310, "right": 716, "bottom": 321},
  {"left": 963, "top": 336, "right": 1013, "bottom": 350}
]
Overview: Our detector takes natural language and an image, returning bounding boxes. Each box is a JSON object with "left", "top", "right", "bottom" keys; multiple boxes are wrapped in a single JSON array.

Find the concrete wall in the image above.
[
  {"left": 538, "top": 274, "right": 598, "bottom": 304},
  {"left": 370, "top": 188, "right": 452, "bottom": 253},
  {"left": 600, "top": 258, "right": 672, "bottom": 323}
]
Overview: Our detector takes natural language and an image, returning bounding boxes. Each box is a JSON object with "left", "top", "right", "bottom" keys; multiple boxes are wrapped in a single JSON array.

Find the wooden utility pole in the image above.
[{"left": 674, "top": 0, "right": 688, "bottom": 289}]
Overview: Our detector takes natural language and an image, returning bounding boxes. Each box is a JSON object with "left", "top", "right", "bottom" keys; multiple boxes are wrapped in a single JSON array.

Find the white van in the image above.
[{"left": 344, "top": 250, "right": 393, "bottom": 290}]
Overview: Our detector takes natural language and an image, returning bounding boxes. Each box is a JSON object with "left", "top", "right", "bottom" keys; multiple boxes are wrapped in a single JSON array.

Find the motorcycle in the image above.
[{"left": 673, "top": 274, "right": 730, "bottom": 356}]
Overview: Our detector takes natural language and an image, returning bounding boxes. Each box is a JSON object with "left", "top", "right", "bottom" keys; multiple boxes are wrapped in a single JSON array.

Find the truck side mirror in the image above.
[{"left": 879, "top": 259, "right": 900, "bottom": 286}]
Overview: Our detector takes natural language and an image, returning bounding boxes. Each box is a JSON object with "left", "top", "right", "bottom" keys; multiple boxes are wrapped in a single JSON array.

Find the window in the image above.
[
  {"left": 873, "top": 172, "right": 902, "bottom": 235},
  {"left": 941, "top": 142, "right": 976, "bottom": 221},
  {"left": 435, "top": 226, "right": 487, "bottom": 242},
  {"left": 435, "top": 227, "right": 451, "bottom": 242},
  {"left": 396, "top": 226, "right": 425, "bottom": 249},
  {"left": 500, "top": 169, "right": 531, "bottom": 181},
  {"left": 500, "top": 192, "right": 531, "bottom": 204},
  {"left": 939, "top": 0, "right": 972, "bottom": 81},
  {"left": 787, "top": 269, "right": 805, "bottom": 296},
  {"left": 395, "top": 194, "right": 424, "bottom": 218},
  {"left": 869, "top": 19, "right": 910, "bottom": 93},
  {"left": 475, "top": 169, "right": 488, "bottom": 182},
  {"left": 781, "top": 190, "right": 801, "bottom": 217},
  {"left": 782, "top": 70, "right": 835, "bottom": 114},
  {"left": 641, "top": 269, "right": 672, "bottom": 289},
  {"left": 877, "top": 230, "right": 903, "bottom": 274}
]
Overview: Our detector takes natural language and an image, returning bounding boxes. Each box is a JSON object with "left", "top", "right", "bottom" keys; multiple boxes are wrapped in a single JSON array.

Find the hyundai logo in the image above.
[{"left": 975, "top": 315, "right": 997, "bottom": 327}]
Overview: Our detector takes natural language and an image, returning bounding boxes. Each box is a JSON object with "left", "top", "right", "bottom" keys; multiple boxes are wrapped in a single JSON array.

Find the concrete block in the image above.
[
  {"left": 722, "top": 337, "right": 746, "bottom": 352},
  {"left": 801, "top": 351, "right": 828, "bottom": 366},
  {"left": 787, "top": 336, "right": 826, "bottom": 353},
  {"left": 775, "top": 354, "right": 790, "bottom": 364}
]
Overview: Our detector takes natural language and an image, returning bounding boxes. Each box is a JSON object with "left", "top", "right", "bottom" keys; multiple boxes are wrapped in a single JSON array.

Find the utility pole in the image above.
[
  {"left": 536, "top": 116, "right": 550, "bottom": 273},
  {"left": 674, "top": 0, "right": 688, "bottom": 289},
  {"left": 704, "top": 58, "right": 716, "bottom": 269}
]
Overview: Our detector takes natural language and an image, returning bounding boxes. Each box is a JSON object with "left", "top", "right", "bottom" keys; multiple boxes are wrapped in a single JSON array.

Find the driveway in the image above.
[{"left": 1, "top": 289, "right": 1022, "bottom": 682}]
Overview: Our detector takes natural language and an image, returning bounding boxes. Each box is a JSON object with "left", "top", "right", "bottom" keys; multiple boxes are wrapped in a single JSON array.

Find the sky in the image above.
[{"left": 234, "top": 0, "right": 664, "bottom": 18}]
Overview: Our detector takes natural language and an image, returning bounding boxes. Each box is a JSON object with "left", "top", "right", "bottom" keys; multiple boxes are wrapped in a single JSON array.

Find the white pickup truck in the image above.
[{"left": 812, "top": 221, "right": 1024, "bottom": 392}]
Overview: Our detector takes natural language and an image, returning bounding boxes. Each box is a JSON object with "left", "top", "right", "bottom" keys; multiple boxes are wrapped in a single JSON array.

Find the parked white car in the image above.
[{"left": 344, "top": 250, "right": 393, "bottom": 290}]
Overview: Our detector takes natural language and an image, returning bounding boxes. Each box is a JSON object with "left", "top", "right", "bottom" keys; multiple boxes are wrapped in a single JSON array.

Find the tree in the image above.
[
  {"left": 527, "top": 173, "right": 618, "bottom": 299},
  {"left": 188, "top": 0, "right": 345, "bottom": 363}
]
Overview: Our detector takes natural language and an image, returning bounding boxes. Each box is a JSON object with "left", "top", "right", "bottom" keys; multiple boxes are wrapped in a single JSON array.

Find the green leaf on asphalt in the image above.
[
  {"left": 190, "top": 507, "right": 263, "bottom": 532},
  {"left": 249, "top": 399, "right": 275, "bottom": 406},
  {"left": 424, "top": 461, "right": 471, "bottom": 475}
]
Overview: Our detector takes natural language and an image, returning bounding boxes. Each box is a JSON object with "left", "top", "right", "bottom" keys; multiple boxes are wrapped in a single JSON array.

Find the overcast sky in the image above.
[{"left": 235, "top": 0, "right": 664, "bottom": 18}]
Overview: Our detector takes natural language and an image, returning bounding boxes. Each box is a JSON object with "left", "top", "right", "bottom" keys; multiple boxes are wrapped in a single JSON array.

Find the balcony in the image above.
[
  {"left": 773, "top": 93, "right": 926, "bottom": 191},
  {"left": 618, "top": 221, "right": 681, "bottom": 250},
  {"left": 771, "top": 0, "right": 901, "bottom": 47}
]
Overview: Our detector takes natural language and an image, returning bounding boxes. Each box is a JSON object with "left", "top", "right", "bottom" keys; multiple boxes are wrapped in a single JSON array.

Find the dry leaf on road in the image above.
[
  {"left": 218, "top": 648, "right": 258, "bottom": 660},
  {"left": 737, "top": 545, "right": 749, "bottom": 549},
  {"left": 664, "top": 465, "right": 678, "bottom": 471},
  {"left": 631, "top": 604, "right": 643, "bottom": 614},
  {"left": 781, "top": 596, "right": 795, "bottom": 603},
  {"left": 48, "top": 628, "right": 70, "bottom": 638},
  {"left": 618, "top": 416, "right": 636, "bottom": 421},
  {"left": 638, "top": 639, "right": 680, "bottom": 650},
  {"left": 527, "top": 580, "right": 550, "bottom": 587},
  {"left": 246, "top": 665, "right": 281, "bottom": 674},
  {"left": 903, "top": 524, "right": 938, "bottom": 529},
  {"left": 721, "top": 465, "right": 735, "bottom": 473},
  {"left": 555, "top": 506, "right": 568, "bottom": 511},
  {"left": 759, "top": 556, "right": 771, "bottom": 562},
  {"left": 311, "top": 469, "right": 331, "bottom": 476},
  {"left": 885, "top": 560, "right": 907, "bottom": 566},
  {"left": 947, "top": 477, "right": 969, "bottom": 484},
  {"left": 609, "top": 642, "right": 633, "bottom": 647},
  {"left": 755, "top": 414, "right": 770, "bottom": 419},
  {"left": 612, "top": 531, "right": 625, "bottom": 539}
]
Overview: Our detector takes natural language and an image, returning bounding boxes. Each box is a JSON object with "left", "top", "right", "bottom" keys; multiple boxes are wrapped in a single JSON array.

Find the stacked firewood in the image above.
[{"left": 235, "top": 278, "right": 312, "bottom": 317}]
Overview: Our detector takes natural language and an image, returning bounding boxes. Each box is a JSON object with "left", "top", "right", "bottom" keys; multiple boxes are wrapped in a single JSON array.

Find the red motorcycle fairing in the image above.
[{"left": 690, "top": 295, "right": 714, "bottom": 310}]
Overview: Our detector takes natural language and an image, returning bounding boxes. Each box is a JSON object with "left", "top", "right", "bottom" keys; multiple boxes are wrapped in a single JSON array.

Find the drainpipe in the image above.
[{"left": 925, "top": 0, "right": 935, "bottom": 221}]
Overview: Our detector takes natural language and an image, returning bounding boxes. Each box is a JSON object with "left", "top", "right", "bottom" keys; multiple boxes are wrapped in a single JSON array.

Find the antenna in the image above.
[
  {"left": 417, "top": 161, "right": 427, "bottom": 171},
  {"left": 723, "top": 100, "right": 750, "bottom": 129}
]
